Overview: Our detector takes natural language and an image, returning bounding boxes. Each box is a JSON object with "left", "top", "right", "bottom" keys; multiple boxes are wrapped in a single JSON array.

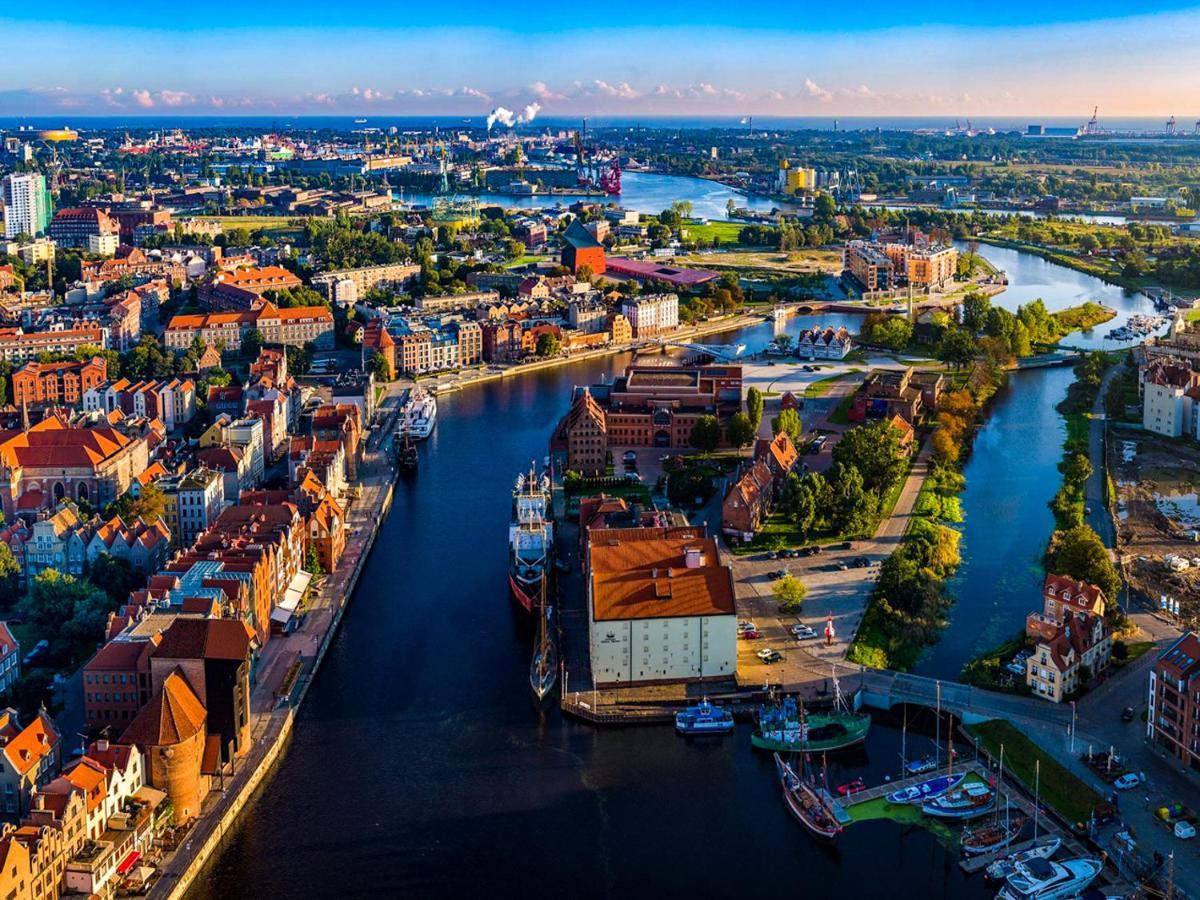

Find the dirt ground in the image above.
[{"left": 1112, "top": 431, "right": 1200, "bottom": 616}]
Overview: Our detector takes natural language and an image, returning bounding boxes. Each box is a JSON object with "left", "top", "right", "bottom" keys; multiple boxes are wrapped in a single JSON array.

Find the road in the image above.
[{"left": 1085, "top": 364, "right": 1120, "bottom": 548}]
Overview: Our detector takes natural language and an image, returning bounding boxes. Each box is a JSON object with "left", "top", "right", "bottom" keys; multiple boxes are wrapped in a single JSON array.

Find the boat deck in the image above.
[{"left": 842, "top": 760, "right": 990, "bottom": 809}]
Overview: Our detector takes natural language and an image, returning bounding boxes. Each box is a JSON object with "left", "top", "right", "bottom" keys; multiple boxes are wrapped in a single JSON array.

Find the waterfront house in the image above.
[
  {"left": 721, "top": 459, "right": 775, "bottom": 541},
  {"left": 1025, "top": 609, "right": 1111, "bottom": 703},
  {"left": 1042, "top": 574, "right": 1106, "bottom": 620},
  {"left": 796, "top": 326, "right": 853, "bottom": 360}
]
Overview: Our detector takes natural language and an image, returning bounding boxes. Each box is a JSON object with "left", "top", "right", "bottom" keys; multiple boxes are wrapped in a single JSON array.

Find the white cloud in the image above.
[
  {"left": 157, "top": 90, "right": 193, "bottom": 107},
  {"left": 804, "top": 79, "right": 832, "bottom": 103},
  {"left": 132, "top": 89, "right": 154, "bottom": 108}
]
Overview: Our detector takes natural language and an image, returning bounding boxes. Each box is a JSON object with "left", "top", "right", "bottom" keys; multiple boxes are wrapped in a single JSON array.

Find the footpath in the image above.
[{"left": 146, "top": 384, "right": 407, "bottom": 899}]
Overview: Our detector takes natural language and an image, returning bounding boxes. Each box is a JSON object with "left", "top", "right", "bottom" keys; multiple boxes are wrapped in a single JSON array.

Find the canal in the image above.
[{"left": 192, "top": 243, "right": 1131, "bottom": 898}]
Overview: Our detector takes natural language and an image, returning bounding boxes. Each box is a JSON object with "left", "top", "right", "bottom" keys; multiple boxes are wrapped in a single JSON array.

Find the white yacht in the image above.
[
  {"left": 405, "top": 389, "right": 438, "bottom": 440},
  {"left": 997, "top": 856, "right": 1102, "bottom": 899}
]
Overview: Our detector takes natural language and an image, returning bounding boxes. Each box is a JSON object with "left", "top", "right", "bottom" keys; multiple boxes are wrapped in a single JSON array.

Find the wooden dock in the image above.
[{"left": 841, "top": 760, "right": 991, "bottom": 809}]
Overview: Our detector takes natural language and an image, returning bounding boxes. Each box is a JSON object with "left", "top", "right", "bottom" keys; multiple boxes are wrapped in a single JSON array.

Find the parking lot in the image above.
[{"left": 728, "top": 541, "right": 884, "bottom": 690}]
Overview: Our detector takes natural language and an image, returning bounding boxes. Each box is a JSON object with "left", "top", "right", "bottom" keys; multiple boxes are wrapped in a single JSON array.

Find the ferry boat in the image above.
[
  {"left": 885, "top": 772, "right": 966, "bottom": 805},
  {"left": 921, "top": 781, "right": 995, "bottom": 820},
  {"left": 751, "top": 695, "right": 870, "bottom": 754},
  {"left": 675, "top": 699, "right": 735, "bottom": 735},
  {"left": 404, "top": 389, "right": 437, "bottom": 440},
  {"left": 985, "top": 838, "right": 1063, "bottom": 882},
  {"left": 773, "top": 753, "right": 842, "bottom": 841},
  {"left": 997, "top": 857, "right": 1102, "bottom": 900},
  {"left": 508, "top": 467, "right": 554, "bottom": 614}
]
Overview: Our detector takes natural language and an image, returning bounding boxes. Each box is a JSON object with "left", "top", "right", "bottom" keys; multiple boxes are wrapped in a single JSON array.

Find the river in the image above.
[{"left": 191, "top": 243, "right": 1125, "bottom": 898}]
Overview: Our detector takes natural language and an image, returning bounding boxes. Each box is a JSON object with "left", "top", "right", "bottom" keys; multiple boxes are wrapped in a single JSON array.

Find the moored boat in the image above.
[
  {"left": 529, "top": 601, "right": 557, "bottom": 702},
  {"left": 508, "top": 467, "right": 554, "bottom": 614},
  {"left": 675, "top": 698, "right": 735, "bottom": 735},
  {"left": 395, "top": 427, "right": 419, "bottom": 472},
  {"left": 751, "top": 696, "right": 870, "bottom": 753},
  {"left": 997, "top": 856, "right": 1102, "bottom": 899},
  {"left": 921, "top": 781, "right": 995, "bottom": 820},
  {"left": 905, "top": 755, "right": 938, "bottom": 776},
  {"left": 985, "top": 838, "right": 1063, "bottom": 882},
  {"left": 961, "top": 814, "right": 1026, "bottom": 855},
  {"left": 404, "top": 388, "right": 438, "bottom": 439},
  {"left": 886, "top": 772, "right": 966, "bottom": 805},
  {"left": 773, "top": 753, "right": 842, "bottom": 841}
]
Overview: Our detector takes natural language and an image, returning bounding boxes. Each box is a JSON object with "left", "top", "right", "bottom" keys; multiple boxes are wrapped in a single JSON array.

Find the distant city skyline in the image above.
[{"left": 3, "top": 4, "right": 1200, "bottom": 118}]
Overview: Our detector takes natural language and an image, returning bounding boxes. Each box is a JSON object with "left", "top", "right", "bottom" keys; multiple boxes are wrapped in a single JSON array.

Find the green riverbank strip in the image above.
[
  {"left": 845, "top": 772, "right": 988, "bottom": 843},
  {"left": 966, "top": 721, "right": 1103, "bottom": 825}
]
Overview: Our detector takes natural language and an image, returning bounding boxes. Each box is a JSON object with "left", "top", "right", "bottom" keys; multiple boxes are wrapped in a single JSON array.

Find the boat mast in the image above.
[
  {"left": 934, "top": 681, "right": 941, "bottom": 768},
  {"left": 900, "top": 707, "right": 907, "bottom": 780},
  {"left": 996, "top": 744, "right": 1004, "bottom": 827},
  {"left": 1033, "top": 759, "right": 1040, "bottom": 839},
  {"left": 946, "top": 712, "right": 954, "bottom": 776}
]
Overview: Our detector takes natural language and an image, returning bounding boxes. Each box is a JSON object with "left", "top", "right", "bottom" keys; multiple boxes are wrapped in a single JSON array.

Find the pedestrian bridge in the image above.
[
  {"left": 658, "top": 340, "right": 748, "bottom": 361},
  {"left": 854, "top": 668, "right": 1073, "bottom": 728}
]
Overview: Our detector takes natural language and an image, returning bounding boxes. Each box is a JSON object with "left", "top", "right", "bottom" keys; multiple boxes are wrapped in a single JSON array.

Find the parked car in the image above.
[
  {"left": 738, "top": 620, "right": 757, "bottom": 633},
  {"left": 838, "top": 541, "right": 854, "bottom": 550},
  {"left": 1176, "top": 821, "right": 1197, "bottom": 840},
  {"left": 1114, "top": 773, "right": 1145, "bottom": 791},
  {"left": 834, "top": 560, "right": 849, "bottom": 571},
  {"left": 772, "top": 569, "right": 788, "bottom": 580},
  {"left": 791, "top": 624, "right": 817, "bottom": 640},
  {"left": 757, "top": 649, "right": 783, "bottom": 664},
  {"left": 767, "top": 551, "right": 779, "bottom": 560},
  {"left": 22, "top": 640, "right": 48, "bottom": 668},
  {"left": 739, "top": 629, "right": 763, "bottom": 640},
  {"left": 1121, "top": 707, "right": 1136, "bottom": 722}
]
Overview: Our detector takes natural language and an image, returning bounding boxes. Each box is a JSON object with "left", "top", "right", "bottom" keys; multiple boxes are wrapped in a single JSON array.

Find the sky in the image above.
[{"left": 2, "top": 3, "right": 1199, "bottom": 119}]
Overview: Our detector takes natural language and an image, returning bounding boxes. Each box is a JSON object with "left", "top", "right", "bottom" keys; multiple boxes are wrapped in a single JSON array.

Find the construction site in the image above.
[{"left": 1112, "top": 429, "right": 1200, "bottom": 619}]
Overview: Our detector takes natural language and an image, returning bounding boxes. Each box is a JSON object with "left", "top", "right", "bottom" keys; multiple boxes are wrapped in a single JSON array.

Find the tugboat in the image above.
[
  {"left": 529, "top": 580, "right": 557, "bottom": 701},
  {"left": 508, "top": 467, "right": 553, "bottom": 614},
  {"left": 675, "top": 698, "right": 735, "bottom": 735}
]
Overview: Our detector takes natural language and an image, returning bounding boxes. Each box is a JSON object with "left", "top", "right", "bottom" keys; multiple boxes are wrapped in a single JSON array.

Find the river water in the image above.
[{"left": 192, "top": 240, "right": 1139, "bottom": 899}]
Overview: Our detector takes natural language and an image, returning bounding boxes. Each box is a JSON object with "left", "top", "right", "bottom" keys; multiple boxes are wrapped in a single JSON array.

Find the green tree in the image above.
[
  {"left": 771, "top": 408, "right": 803, "bottom": 446},
  {"left": 1046, "top": 524, "right": 1121, "bottom": 603},
  {"left": 746, "top": 386, "right": 764, "bottom": 430},
  {"left": 242, "top": 329, "right": 267, "bottom": 359},
  {"left": 727, "top": 412, "right": 756, "bottom": 447},
  {"left": 88, "top": 554, "right": 142, "bottom": 606},
  {"left": 305, "top": 543, "right": 326, "bottom": 577},
  {"left": 1011, "top": 320, "right": 1033, "bottom": 358},
  {"left": 689, "top": 415, "right": 722, "bottom": 454},
  {"left": 773, "top": 575, "right": 808, "bottom": 612},
  {"left": 0, "top": 543, "right": 18, "bottom": 607},
  {"left": 937, "top": 327, "right": 978, "bottom": 369},
  {"left": 370, "top": 353, "right": 392, "bottom": 382},
  {"left": 961, "top": 292, "right": 991, "bottom": 333},
  {"left": 828, "top": 462, "right": 878, "bottom": 537},
  {"left": 535, "top": 332, "right": 561, "bottom": 358},
  {"left": 832, "top": 420, "right": 906, "bottom": 494}
]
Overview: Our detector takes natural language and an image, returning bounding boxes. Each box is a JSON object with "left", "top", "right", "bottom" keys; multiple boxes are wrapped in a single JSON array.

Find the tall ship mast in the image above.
[
  {"left": 508, "top": 466, "right": 554, "bottom": 614},
  {"left": 529, "top": 576, "right": 557, "bottom": 701}
]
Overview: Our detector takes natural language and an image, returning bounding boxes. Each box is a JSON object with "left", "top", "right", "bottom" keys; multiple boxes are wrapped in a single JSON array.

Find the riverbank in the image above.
[{"left": 146, "top": 395, "right": 404, "bottom": 899}]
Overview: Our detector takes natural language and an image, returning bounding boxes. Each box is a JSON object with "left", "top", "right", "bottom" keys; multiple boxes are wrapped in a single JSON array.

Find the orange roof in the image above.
[
  {"left": 217, "top": 265, "right": 300, "bottom": 289},
  {"left": 589, "top": 527, "right": 735, "bottom": 621},
  {"left": 1, "top": 712, "right": 60, "bottom": 777},
  {"left": 120, "top": 669, "right": 206, "bottom": 747}
]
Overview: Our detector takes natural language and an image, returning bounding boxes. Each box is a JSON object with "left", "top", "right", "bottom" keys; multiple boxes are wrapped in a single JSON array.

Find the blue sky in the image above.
[{"left": 2, "top": 4, "right": 1199, "bottom": 117}]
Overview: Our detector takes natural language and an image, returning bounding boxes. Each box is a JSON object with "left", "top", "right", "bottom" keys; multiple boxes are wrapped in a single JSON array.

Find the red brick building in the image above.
[
  {"left": 12, "top": 357, "right": 107, "bottom": 409},
  {"left": 561, "top": 219, "right": 606, "bottom": 275}
]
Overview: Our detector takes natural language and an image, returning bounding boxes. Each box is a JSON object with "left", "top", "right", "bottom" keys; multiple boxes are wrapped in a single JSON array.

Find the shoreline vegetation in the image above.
[{"left": 847, "top": 360, "right": 1006, "bottom": 671}]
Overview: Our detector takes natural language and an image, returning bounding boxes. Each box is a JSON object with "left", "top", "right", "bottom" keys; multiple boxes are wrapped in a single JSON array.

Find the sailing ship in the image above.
[
  {"left": 751, "top": 680, "right": 870, "bottom": 753},
  {"left": 508, "top": 467, "right": 554, "bottom": 614},
  {"left": 921, "top": 781, "right": 996, "bottom": 820},
  {"left": 773, "top": 753, "right": 842, "bottom": 841},
  {"left": 403, "top": 388, "right": 438, "bottom": 439},
  {"left": 675, "top": 698, "right": 735, "bottom": 735},
  {"left": 985, "top": 838, "right": 1063, "bottom": 882},
  {"left": 529, "top": 580, "right": 557, "bottom": 701},
  {"left": 885, "top": 772, "right": 966, "bottom": 805},
  {"left": 996, "top": 857, "right": 1103, "bottom": 900},
  {"left": 961, "top": 815, "right": 1026, "bottom": 855},
  {"left": 395, "top": 426, "right": 419, "bottom": 473}
]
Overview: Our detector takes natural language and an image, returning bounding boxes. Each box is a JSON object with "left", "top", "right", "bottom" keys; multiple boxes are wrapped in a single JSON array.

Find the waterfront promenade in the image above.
[{"left": 145, "top": 383, "right": 407, "bottom": 899}]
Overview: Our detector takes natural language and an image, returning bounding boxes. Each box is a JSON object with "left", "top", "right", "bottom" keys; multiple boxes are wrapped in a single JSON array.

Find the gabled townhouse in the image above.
[
  {"left": 84, "top": 514, "right": 172, "bottom": 575},
  {"left": 0, "top": 712, "right": 61, "bottom": 820},
  {"left": 1025, "top": 608, "right": 1112, "bottom": 703},
  {"left": 796, "top": 325, "right": 854, "bottom": 360},
  {"left": 0, "top": 625, "right": 18, "bottom": 696},
  {"left": 721, "top": 459, "right": 776, "bottom": 540},
  {"left": 24, "top": 503, "right": 95, "bottom": 582}
]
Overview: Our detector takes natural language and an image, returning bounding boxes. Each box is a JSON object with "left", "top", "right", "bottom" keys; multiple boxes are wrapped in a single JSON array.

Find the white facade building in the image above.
[
  {"left": 587, "top": 527, "right": 737, "bottom": 685},
  {"left": 2, "top": 173, "right": 52, "bottom": 239},
  {"left": 618, "top": 293, "right": 680, "bottom": 339}
]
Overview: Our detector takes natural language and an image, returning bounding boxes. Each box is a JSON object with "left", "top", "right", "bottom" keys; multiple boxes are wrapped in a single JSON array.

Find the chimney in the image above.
[
  {"left": 684, "top": 547, "right": 702, "bottom": 569},
  {"left": 96, "top": 739, "right": 109, "bottom": 752}
]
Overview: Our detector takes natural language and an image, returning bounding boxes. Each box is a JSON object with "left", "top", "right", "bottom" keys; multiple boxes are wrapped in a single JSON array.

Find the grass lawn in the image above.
[
  {"left": 197, "top": 215, "right": 308, "bottom": 233},
  {"left": 967, "top": 720, "right": 1103, "bottom": 825},
  {"left": 804, "top": 369, "right": 862, "bottom": 399},
  {"left": 1113, "top": 640, "right": 1156, "bottom": 668},
  {"left": 680, "top": 219, "right": 750, "bottom": 244},
  {"left": 828, "top": 392, "right": 856, "bottom": 425},
  {"left": 880, "top": 454, "right": 917, "bottom": 522},
  {"left": 845, "top": 773, "right": 987, "bottom": 842}
]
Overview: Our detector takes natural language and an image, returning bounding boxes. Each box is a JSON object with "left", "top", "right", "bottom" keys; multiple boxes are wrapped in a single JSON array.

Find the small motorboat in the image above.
[
  {"left": 886, "top": 772, "right": 966, "bottom": 805},
  {"left": 675, "top": 699, "right": 735, "bottom": 735},
  {"left": 961, "top": 815, "right": 1026, "bottom": 855},
  {"left": 921, "top": 781, "right": 995, "bottom": 820},
  {"left": 986, "top": 838, "right": 1063, "bottom": 882},
  {"left": 836, "top": 778, "right": 866, "bottom": 797},
  {"left": 905, "top": 755, "right": 937, "bottom": 775}
]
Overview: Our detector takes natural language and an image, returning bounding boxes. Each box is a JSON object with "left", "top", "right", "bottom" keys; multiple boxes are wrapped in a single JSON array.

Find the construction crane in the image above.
[
  {"left": 1167, "top": 115, "right": 1177, "bottom": 135},
  {"left": 1086, "top": 106, "right": 1099, "bottom": 135}
]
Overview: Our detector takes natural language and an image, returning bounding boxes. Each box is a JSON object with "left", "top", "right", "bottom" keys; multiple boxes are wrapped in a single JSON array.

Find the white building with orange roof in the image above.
[{"left": 586, "top": 526, "right": 737, "bottom": 685}]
